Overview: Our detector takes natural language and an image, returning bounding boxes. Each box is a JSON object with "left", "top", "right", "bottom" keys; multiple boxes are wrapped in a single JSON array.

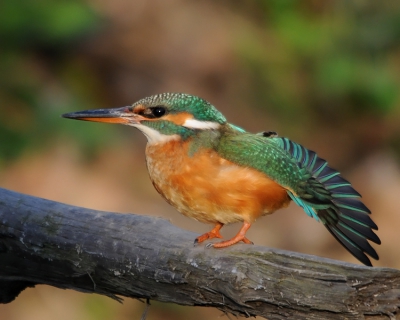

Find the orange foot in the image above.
[
  {"left": 194, "top": 222, "right": 223, "bottom": 245},
  {"left": 207, "top": 221, "right": 253, "bottom": 248}
]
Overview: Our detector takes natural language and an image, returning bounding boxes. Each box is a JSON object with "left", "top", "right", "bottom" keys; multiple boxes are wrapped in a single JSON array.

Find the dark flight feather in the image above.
[{"left": 275, "top": 138, "right": 380, "bottom": 266}]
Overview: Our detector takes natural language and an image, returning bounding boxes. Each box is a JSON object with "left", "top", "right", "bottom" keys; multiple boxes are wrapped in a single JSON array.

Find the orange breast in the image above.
[{"left": 146, "top": 139, "right": 290, "bottom": 224}]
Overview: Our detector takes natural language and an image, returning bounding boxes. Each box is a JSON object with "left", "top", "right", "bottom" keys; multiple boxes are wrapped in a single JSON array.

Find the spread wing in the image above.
[{"left": 218, "top": 133, "right": 380, "bottom": 266}]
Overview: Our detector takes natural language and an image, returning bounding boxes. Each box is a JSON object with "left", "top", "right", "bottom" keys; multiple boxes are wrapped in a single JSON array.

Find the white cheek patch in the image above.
[
  {"left": 130, "top": 123, "right": 180, "bottom": 144},
  {"left": 182, "top": 119, "right": 221, "bottom": 130}
]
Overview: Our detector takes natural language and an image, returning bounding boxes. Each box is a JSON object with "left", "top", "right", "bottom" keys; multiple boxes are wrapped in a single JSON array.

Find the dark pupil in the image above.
[{"left": 152, "top": 107, "right": 166, "bottom": 118}]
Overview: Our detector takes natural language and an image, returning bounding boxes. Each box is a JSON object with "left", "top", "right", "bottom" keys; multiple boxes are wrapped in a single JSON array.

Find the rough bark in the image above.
[{"left": 0, "top": 187, "right": 399, "bottom": 319}]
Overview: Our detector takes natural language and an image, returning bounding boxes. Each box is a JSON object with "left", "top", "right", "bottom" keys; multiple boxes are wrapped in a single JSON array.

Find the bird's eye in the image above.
[
  {"left": 139, "top": 106, "right": 167, "bottom": 119},
  {"left": 151, "top": 106, "right": 166, "bottom": 118}
]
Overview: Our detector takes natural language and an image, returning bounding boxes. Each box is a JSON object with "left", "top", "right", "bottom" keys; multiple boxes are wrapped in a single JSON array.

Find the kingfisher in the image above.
[{"left": 62, "top": 93, "right": 380, "bottom": 266}]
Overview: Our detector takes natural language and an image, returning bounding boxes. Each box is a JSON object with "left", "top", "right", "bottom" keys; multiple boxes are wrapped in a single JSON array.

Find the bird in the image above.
[{"left": 62, "top": 93, "right": 380, "bottom": 266}]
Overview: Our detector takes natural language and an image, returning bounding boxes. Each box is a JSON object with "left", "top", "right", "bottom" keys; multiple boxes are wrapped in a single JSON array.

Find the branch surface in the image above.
[{"left": 0, "top": 187, "right": 399, "bottom": 319}]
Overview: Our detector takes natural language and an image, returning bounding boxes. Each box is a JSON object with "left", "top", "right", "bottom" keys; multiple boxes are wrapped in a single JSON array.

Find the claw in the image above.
[{"left": 195, "top": 222, "right": 223, "bottom": 244}]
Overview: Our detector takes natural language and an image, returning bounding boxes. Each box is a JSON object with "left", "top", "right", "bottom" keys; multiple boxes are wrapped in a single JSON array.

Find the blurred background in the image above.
[{"left": 1, "top": 0, "right": 400, "bottom": 319}]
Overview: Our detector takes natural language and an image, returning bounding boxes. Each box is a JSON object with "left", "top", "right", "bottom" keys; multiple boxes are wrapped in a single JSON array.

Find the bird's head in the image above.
[{"left": 62, "top": 93, "right": 227, "bottom": 143}]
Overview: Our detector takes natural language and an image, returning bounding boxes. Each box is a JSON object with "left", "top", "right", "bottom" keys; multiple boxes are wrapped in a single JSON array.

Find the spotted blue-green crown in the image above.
[{"left": 133, "top": 93, "right": 227, "bottom": 124}]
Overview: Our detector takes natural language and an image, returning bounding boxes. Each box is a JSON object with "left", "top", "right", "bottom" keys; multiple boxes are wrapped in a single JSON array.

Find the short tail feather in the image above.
[{"left": 276, "top": 138, "right": 380, "bottom": 266}]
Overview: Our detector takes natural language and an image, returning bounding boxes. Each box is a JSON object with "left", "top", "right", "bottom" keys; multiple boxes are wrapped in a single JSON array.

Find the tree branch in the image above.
[{"left": 0, "top": 187, "right": 399, "bottom": 319}]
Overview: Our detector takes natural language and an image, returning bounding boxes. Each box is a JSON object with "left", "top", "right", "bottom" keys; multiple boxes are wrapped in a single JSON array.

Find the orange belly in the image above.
[{"left": 146, "top": 140, "right": 290, "bottom": 224}]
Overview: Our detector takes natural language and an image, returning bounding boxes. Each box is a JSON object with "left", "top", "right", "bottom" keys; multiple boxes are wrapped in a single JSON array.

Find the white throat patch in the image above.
[
  {"left": 130, "top": 123, "right": 180, "bottom": 144},
  {"left": 182, "top": 119, "right": 221, "bottom": 130}
]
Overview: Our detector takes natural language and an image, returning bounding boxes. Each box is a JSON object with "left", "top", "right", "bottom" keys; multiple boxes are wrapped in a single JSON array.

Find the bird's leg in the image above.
[
  {"left": 209, "top": 221, "right": 253, "bottom": 248},
  {"left": 194, "top": 222, "right": 224, "bottom": 244}
]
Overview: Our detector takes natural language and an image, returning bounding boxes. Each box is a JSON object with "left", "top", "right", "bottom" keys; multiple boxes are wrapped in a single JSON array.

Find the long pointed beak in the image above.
[{"left": 62, "top": 106, "right": 139, "bottom": 125}]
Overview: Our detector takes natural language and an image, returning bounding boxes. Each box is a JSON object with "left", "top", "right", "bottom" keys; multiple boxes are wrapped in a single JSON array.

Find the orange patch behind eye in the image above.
[{"left": 163, "top": 112, "right": 193, "bottom": 125}]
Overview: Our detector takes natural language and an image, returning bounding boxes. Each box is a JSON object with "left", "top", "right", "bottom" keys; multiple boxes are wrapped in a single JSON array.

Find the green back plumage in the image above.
[
  {"left": 218, "top": 132, "right": 305, "bottom": 190},
  {"left": 218, "top": 131, "right": 380, "bottom": 266}
]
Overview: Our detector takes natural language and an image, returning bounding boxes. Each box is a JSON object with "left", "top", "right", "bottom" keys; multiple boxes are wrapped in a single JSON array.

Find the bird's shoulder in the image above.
[{"left": 216, "top": 125, "right": 304, "bottom": 190}]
